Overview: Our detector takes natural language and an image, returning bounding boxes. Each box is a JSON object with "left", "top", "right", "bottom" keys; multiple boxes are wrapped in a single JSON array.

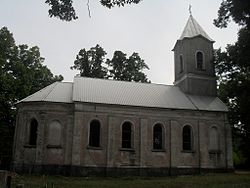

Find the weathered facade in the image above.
[{"left": 12, "top": 15, "right": 233, "bottom": 176}]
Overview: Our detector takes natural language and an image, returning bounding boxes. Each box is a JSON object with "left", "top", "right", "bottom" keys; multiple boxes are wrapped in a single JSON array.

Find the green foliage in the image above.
[
  {"left": 107, "top": 51, "right": 149, "bottom": 82},
  {"left": 100, "top": 0, "right": 142, "bottom": 9},
  {"left": 0, "top": 26, "right": 63, "bottom": 169},
  {"left": 233, "top": 151, "right": 247, "bottom": 167},
  {"left": 214, "top": 0, "right": 250, "bottom": 28},
  {"left": 214, "top": 0, "right": 250, "bottom": 167},
  {"left": 45, "top": 0, "right": 143, "bottom": 21},
  {"left": 71, "top": 45, "right": 108, "bottom": 78},
  {"left": 45, "top": 0, "right": 78, "bottom": 21},
  {"left": 71, "top": 44, "right": 150, "bottom": 83}
]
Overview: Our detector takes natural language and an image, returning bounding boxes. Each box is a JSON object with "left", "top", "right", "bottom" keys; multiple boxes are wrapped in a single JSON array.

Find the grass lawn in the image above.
[{"left": 11, "top": 173, "right": 250, "bottom": 188}]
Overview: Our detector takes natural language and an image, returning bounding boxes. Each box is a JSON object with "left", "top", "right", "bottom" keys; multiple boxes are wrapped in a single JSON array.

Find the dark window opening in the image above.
[
  {"left": 29, "top": 119, "right": 38, "bottom": 146},
  {"left": 89, "top": 120, "right": 101, "bottom": 147},
  {"left": 153, "top": 124, "right": 163, "bottom": 150},
  {"left": 196, "top": 51, "right": 204, "bottom": 70},
  {"left": 122, "top": 122, "right": 132, "bottom": 148},
  {"left": 183, "top": 125, "right": 192, "bottom": 151},
  {"left": 180, "top": 55, "right": 184, "bottom": 73}
]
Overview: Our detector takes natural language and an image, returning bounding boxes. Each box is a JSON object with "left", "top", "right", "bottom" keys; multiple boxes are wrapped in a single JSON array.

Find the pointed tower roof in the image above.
[{"left": 179, "top": 15, "right": 214, "bottom": 42}]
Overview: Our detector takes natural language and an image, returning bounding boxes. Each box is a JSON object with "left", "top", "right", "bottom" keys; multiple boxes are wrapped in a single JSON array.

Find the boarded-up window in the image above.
[
  {"left": 48, "top": 120, "right": 61, "bottom": 146},
  {"left": 183, "top": 125, "right": 192, "bottom": 151},
  {"left": 196, "top": 51, "right": 204, "bottom": 70},
  {"left": 29, "top": 119, "right": 38, "bottom": 146},
  {"left": 122, "top": 122, "right": 132, "bottom": 149},
  {"left": 89, "top": 120, "right": 101, "bottom": 147},
  {"left": 209, "top": 127, "right": 219, "bottom": 151},
  {"left": 153, "top": 124, "right": 163, "bottom": 150}
]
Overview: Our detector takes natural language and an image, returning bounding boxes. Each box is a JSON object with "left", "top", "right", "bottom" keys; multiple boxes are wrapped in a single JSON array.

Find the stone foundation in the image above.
[{"left": 13, "top": 164, "right": 234, "bottom": 177}]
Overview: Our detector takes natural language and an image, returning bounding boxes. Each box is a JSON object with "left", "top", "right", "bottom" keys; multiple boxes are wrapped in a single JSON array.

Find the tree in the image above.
[
  {"left": 71, "top": 44, "right": 150, "bottom": 82},
  {"left": 70, "top": 44, "right": 108, "bottom": 78},
  {"left": 45, "top": 0, "right": 143, "bottom": 21},
  {"left": 214, "top": 0, "right": 250, "bottom": 167},
  {"left": 107, "top": 51, "right": 150, "bottom": 82},
  {"left": 0, "top": 27, "right": 63, "bottom": 169},
  {"left": 214, "top": 0, "right": 250, "bottom": 28}
]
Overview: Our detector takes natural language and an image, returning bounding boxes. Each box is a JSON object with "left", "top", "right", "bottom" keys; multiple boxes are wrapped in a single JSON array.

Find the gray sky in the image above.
[{"left": 0, "top": 0, "right": 238, "bottom": 85}]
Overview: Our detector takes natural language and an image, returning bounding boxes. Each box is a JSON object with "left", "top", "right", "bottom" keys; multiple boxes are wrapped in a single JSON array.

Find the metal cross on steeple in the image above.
[{"left": 189, "top": 4, "right": 192, "bottom": 15}]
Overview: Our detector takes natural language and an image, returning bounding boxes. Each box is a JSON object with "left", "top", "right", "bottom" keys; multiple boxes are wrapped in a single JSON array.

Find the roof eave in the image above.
[{"left": 172, "top": 35, "right": 215, "bottom": 51}]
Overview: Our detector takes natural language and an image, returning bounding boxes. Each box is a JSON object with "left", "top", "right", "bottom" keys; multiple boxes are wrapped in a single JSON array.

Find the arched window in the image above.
[
  {"left": 209, "top": 127, "right": 219, "bottom": 151},
  {"left": 48, "top": 120, "right": 62, "bottom": 146},
  {"left": 183, "top": 125, "right": 192, "bottom": 151},
  {"left": 89, "top": 120, "right": 101, "bottom": 147},
  {"left": 122, "top": 122, "right": 133, "bottom": 149},
  {"left": 29, "top": 119, "right": 38, "bottom": 146},
  {"left": 196, "top": 51, "right": 204, "bottom": 70},
  {"left": 153, "top": 124, "right": 163, "bottom": 150},
  {"left": 179, "top": 55, "right": 184, "bottom": 73}
]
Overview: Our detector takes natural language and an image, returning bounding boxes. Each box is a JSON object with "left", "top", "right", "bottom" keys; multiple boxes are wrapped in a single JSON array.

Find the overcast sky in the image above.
[{"left": 0, "top": 0, "right": 239, "bottom": 85}]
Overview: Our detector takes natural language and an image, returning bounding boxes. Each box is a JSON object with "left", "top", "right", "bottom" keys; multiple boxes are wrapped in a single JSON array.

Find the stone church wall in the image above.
[{"left": 12, "top": 102, "right": 233, "bottom": 176}]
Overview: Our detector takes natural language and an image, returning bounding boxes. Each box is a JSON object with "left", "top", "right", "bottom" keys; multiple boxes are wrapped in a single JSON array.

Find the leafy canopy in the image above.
[
  {"left": 71, "top": 44, "right": 150, "bottom": 83},
  {"left": 214, "top": 0, "right": 250, "bottom": 167},
  {"left": 45, "top": 0, "right": 143, "bottom": 21},
  {"left": 70, "top": 44, "right": 108, "bottom": 78}
]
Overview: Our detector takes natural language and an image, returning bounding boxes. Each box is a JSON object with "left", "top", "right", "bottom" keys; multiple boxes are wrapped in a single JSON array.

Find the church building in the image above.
[{"left": 12, "top": 15, "right": 233, "bottom": 176}]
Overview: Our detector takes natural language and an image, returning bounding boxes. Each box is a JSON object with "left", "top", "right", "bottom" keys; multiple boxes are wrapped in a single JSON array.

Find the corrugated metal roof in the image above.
[
  {"left": 179, "top": 15, "right": 214, "bottom": 42},
  {"left": 186, "top": 95, "right": 228, "bottom": 112},
  {"left": 19, "top": 77, "right": 227, "bottom": 112},
  {"left": 73, "top": 77, "right": 196, "bottom": 110},
  {"left": 19, "top": 82, "right": 73, "bottom": 103},
  {"left": 72, "top": 76, "right": 227, "bottom": 112}
]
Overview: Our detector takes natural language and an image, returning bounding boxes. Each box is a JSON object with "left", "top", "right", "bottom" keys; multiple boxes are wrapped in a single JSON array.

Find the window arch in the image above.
[
  {"left": 179, "top": 55, "right": 184, "bottom": 73},
  {"left": 48, "top": 120, "right": 62, "bottom": 146},
  {"left": 122, "top": 121, "right": 133, "bottom": 149},
  {"left": 153, "top": 124, "right": 163, "bottom": 150},
  {"left": 29, "top": 118, "right": 38, "bottom": 146},
  {"left": 89, "top": 120, "right": 101, "bottom": 147},
  {"left": 209, "top": 126, "right": 219, "bottom": 151},
  {"left": 196, "top": 51, "right": 204, "bottom": 70},
  {"left": 183, "top": 125, "right": 192, "bottom": 151}
]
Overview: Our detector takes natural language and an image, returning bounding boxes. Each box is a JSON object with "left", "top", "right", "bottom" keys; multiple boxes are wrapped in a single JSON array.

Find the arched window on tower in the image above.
[
  {"left": 122, "top": 121, "right": 133, "bottom": 149},
  {"left": 196, "top": 51, "right": 204, "bottom": 70},
  {"left": 29, "top": 119, "right": 38, "bottom": 146},
  {"left": 183, "top": 125, "right": 192, "bottom": 151},
  {"left": 153, "top": 124, "right": 163, "bottom": 150},
  {"left": 89, "top": 120, "right": 101, "bottom": 147},
  {"left": 179, "top": 55, "right": 184, "bottom": 73}
]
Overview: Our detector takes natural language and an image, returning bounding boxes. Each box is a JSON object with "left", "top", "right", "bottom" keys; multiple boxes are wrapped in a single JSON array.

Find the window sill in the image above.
[
  {"left": 23, "top": 145, "right": 36, "bottom": 148},
  {"left": 47, "top": 145, "right": 62, "bottom": 149},
  {"left": 151, "top": 149, "right": 166, "bottom": 152},
  {"left": 120, "top": 148, "right": 135, "bottom": 152},
  {"left": 87, "top": 146, "right": 102, "bottom": 150},
  {"left": 181, "top": 150, "right": 195, "bottom": 153}
]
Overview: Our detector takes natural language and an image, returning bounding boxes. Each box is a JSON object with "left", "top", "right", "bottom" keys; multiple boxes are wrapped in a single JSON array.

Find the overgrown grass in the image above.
[{"left": 11, "top": 173, "right": 250, "bottom": 188}]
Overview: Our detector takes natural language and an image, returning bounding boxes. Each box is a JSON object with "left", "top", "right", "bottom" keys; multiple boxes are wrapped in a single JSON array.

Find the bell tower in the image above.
[{"left": 173, "top": 15, "right": 217, "bottom": 96}]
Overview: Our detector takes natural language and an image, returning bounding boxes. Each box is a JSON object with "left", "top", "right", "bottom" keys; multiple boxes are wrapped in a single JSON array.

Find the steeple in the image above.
[
  {"left": 173, "top": 15, "right": 217, "bottom": 96},
  {"left": 179, "top": 15, "right": 214, "bottom": 42}
]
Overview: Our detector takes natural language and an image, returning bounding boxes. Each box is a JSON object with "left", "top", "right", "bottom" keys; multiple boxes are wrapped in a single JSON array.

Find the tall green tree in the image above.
[
  {"left": 71, "top": 44, "right": 150, "bottom": 83},
  {"left": 45, "top": 0, "right": 143, "bottom": 21},
  {"left": 71, "top": 44, "right": 108, "bottom": 78},
  {"left": 107, "top": 51, "right": 150, "bottom": 82},
  {"left": 214, "top": 0, "right": 250, "bottom": 167},
  {"left": 0, "top": 27, "right": 63, "bottom": 169}
]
